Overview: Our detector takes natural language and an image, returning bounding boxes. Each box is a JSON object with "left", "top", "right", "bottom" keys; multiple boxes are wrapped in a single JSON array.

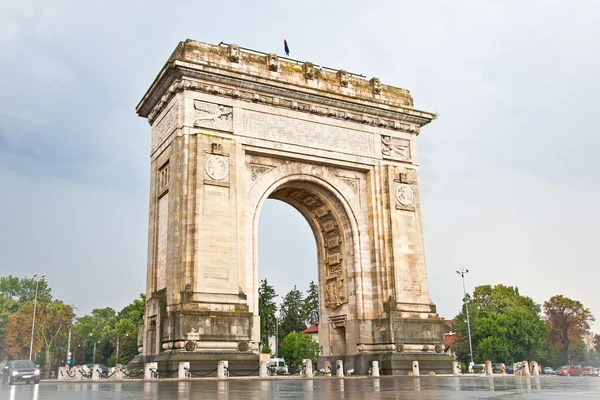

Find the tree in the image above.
[
  {"left": 454, "top": 284, "right": 547, "bottom": 365},
  {"left": 279, "top": 331, "right": 320, "bottom": 370},
  {"left": 74, "top": 307, "right": 117, "bottom": 364},
  {"left": 303, "top": 281, "right": 319, "bottom": 326},
  {"left": 279, "top": 286, "right": 306, "bottom": 341},
  {"left": 2, "top": 302, "right": 43, "bottom": 361},
  {"left": 36, "top": 301, "right": 75, "bottom": 374},
  {"left": 0, "top": 275, "right": 52, "bottom": 305},
  {"left": 258, "top": 279, "right": 278, "bottom": 351},
  {"left": 111, "top": 294, "right": 145, "bottom": 365},
  {"left": 544, "top": 295, "right": 594, "bottom": 363}
]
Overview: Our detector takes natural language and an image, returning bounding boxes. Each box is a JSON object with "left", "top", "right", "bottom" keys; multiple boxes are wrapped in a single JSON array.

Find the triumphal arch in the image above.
[{"left": 132, "top": 40, "right": 452, "bottom": 375}]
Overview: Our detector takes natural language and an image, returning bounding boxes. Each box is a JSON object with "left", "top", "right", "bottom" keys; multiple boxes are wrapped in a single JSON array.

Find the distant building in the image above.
[
  {"left": 441, "top": 318, "right": 457, "bottom": 358},
  {"left": 303, "top": 323, "right": 319, "bottom": 344},
  {"left": 585, "top": 332, "right": 596, "bottom": 352}
]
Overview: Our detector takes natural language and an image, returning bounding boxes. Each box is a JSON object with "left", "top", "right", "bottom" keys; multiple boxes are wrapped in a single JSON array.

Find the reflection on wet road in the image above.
[{"left": 2, "top": 376, "right": 600, "bottom": 399}]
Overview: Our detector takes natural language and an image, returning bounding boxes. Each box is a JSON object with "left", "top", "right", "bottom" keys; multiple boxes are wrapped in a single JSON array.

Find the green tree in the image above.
[
  {"left": 74, "top": 307, "right": 117, "bottom": 364},
  {"left": 454, "top": 284, "right": 547, "bottom": 365},
  {"left": 110, "top": 294, "right": 145, "bottom": 365},
  {"left": 36, "top": 301, "right": 75, "bottom": 374},
  {"left": 279, "top": 286, "right": 306, "bottom": 341},
  {"left": 279, "top": 331, "right": 320, "bottom": 370},
  {"left": 0, "top": 275, "right": 52, "bottom": 305},
  {"left": 544, "top": 295, "right": 594, "bottom": 363},
  {"left": 303, "top": 281, "right": 319, "bottom": 326},
  {"left": 258, "top": 279, "right": 278, "bottom": 351}
]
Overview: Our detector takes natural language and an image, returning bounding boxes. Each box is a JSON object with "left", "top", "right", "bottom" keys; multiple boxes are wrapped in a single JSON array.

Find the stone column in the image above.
[
  {"left": 58, "top": 366, "right": 66, "bottom": 381},
  {"left": 304, "top": 359, "right": 313, "bottom": 378},
  {"left": 412, "top": 361, "right": 420, "bottom": 376},
  {"left": 531, "top": 361, "right": 539, "bottom": 376},
  {"left": 73, "top": 365, "right": 82, "bottom": 381},
  {"left": 485, "top": 360, "right": 493, "bottom": 376},
  {"left": 336, "top": 360, "right": 344, "bottom": 377},
  {"left": 522, "top": 361, "right": 531, "bottom": 377},
  {"left": 259, "top": 360, "right": 268, "bottom": 378},
  {"left": 452, "top": 361, "right": 460, "bottom": 376},
  {"left": 371, "top": 361, "right": 380, "bottom": 377},
  {"left": 217, "top": 361, "right": 227, "bottom": 379},
  {"left": 179, "top": 362, "right": 190, "bottom": 380},
  {"left": 324, "top": 361, "right": 332, "bottom": 376}
]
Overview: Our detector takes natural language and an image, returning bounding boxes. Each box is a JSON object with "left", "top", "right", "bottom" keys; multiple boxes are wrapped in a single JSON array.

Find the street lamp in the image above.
[
  {"left": 29, "top": 273, "right": 46, "bottom": 361},
  {"left": 90, "top": 333, "right": 100, "bottom": 364},
  {"left": 116, "top": 333, "right": 129, "bottom": 365},
  {"left": 456, "top": 268, "right": 474, "bottom": 365}
]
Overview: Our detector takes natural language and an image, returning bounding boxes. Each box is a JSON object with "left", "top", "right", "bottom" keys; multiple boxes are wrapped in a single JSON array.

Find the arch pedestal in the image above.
[{"left": 129, "top": 39, "right": 453, "bottom": 375}]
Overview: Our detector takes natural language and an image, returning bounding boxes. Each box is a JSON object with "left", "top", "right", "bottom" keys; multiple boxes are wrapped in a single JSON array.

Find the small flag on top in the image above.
[{"left": 284, "top": 40, "right": 290, "bottom": 56}]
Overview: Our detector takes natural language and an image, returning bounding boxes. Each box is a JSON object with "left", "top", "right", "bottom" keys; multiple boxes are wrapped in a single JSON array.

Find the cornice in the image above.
[{"left": 142, "top": 68, "right": 433, "bottom": 135}]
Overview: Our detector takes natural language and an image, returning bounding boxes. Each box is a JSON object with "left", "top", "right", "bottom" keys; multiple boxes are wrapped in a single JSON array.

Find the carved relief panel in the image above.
[
  {"left": 382, "top": 135, "right": 411, "bottom": 162},
  {"left": 193, "top": 100, "right": 233, "bottom": 132}
]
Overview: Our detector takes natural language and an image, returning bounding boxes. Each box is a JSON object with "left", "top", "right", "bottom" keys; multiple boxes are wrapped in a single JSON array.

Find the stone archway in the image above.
[
  {"left": 249, "top": 165, "right": 366, "bottom": 361},
  {"left": 132, "top": 39, "right": 453, "bottom": 375}
]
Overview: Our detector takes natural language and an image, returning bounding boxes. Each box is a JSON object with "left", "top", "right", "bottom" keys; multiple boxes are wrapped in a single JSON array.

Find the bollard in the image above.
[
  {"left": 58, "top": 366, "right": 66, "bottom": 381},
  {"left": 372, "top": 361, "right": 380, "bottom": 377},
  {"left": 74, "top": 365, "right": 82, "bottom": 381},
  {"left": 336, "top": 360, "right": 344, "bottom": 377},
  {"left": 485, "top": 360, "right": 493, "bottom": 376},
  {"left": 531, "top": 361, "right": 539, "bottom": 376},
  {"left": 324, "top": 361, "right": 332, "bottom": 376},
  {"left": 304, "top": 359, "right": 313, "bottom": 378},
  {"left": 92, "top": 364, "right": 101, "bottom": 380},
  {"left": 452, "top": 361, "right": 460, "bottom": 376},
  {"left": 412, "top": 361, "right": 420, "bottom": 376},
  {"left": 522, "top": 361, "right": 531, "bottom": 377},
  {"left": 260, "top": 360, "right": 268, "bottom": 378},
  {"left": 178, "top": 362, "right": 190, "bottom": 380},
  {"left": 144, "top": 363, "right": 152, "bottom": 380},
  {"left": 217, "top": 361, "right": 227, "bottom": 379},
  {"left": 500, "top": 363, "right": 506, "bottom": 375},
  {"left": 115, "top": 364, "right": 123, "bottom": 380}
]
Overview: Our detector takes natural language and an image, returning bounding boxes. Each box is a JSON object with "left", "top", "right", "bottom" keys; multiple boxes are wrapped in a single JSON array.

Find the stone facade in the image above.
[{"left": 132, "top": 40, "right": 451, "bottom": 375}]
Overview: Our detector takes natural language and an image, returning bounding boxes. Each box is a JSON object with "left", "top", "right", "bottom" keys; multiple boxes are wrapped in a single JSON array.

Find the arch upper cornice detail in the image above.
[{"left": 136, "top": 41, "right": 435, "bottom": 133}]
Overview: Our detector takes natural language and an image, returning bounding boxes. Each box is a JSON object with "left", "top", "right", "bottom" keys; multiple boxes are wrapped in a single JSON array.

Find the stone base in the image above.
[
  {"left": 374, "top": 352, "right": 455, "bottom": 375},
  {"left": 128, "top": 352, "right": 260, "bottom": 378}
]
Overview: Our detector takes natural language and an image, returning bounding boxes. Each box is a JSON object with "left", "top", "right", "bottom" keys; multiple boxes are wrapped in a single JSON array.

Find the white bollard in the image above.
[
  {"left": 324, "top": 361, "right": 332, "bottom": 376},
  {"left": 336, "top": 360, "right": 344, "bottom": 377},
  {"left": 115, "top": 364, "right": 123, "bottom": 380},
  {"left": 260, "top": 360, "right": 269, "bottom": 378},
  {"left": 522, "top": 361, "right": 531, "bottom": 376},
  {"left": 217, "top": 361, "right": 227, "bottom": 379},
  {"left": 372, "top": 361, "right": 380, "bottom": 377},
  {"left": 178, "top": 362, "right": 190, "bottom": 380},
  {"left": 92, "top": 364, "right": 101, "bottom": 380},
  {"left": 486, "top": 360, "right": 493, "bottom": 376},
  {"left": 412, "top": 361, "right": 420, "bottom": 376},
  {"left": 144, "top": 363, "right": 153, "bottom": 380},
  {"left": 500, "top": 363, "right": 506, "bottom": 375},
  {"left": 57, "top": 366, "right": 66, "bottom": 381},
  {"left": 74, "top": 365, "right": 82, "bottom": 381},
  {"left": 304, "top": 359, "right": 313, "bottom": 378},
  {"left": 531, "top": 361, "right": 539, "bottom": 376},
  {"left": 453, "top": 361, "right": 460, "bottom": 376}
]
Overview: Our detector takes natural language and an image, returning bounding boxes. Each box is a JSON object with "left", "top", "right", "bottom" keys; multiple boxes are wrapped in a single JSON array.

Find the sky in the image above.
[{"left": 1, "top": 1, "right": 599, "bottom": 329}]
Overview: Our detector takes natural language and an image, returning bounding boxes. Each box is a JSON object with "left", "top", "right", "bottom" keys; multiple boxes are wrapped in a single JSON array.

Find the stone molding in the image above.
[{"left": 147, "top": 77, "right": 427, "bottom": 134}]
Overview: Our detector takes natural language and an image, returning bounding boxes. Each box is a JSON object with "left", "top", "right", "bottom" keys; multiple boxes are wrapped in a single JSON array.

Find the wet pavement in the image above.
[{"left": 2, "top": 376, "right": 600, "bottom": 399}]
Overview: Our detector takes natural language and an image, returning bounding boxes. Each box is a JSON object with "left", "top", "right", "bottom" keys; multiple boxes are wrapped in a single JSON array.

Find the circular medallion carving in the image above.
[
  {"left": 184, "top": 341, "right": 196, "bottom": 352},
  {"left": 237, "top": 341, "right": 250, "bottom": 352},
  {"left": 205, "top": 155, "right": 229, "bottom": 180},
  {"left": 395, "top": 184, "right": 414, "bottom": 206}
]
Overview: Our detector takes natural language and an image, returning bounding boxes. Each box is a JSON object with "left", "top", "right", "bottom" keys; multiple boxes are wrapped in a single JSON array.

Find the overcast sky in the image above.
[{"left": 1, "top": 1, "right": 598, "bottom": 328}]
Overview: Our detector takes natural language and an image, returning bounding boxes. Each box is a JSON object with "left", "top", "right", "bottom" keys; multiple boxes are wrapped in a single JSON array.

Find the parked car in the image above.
[
  {"left": 557, "top": 365, "right": 583, "bottom": 376},
  {"left": 83, "top": 364, "right": 109, "bottom": 377},
  {"left": 582, "top": 366, "right": 595, "bottom": 376},
  {"left": 543, "top": 367, "right": 555, "bottom": 375},
  {"left": 1, "top": 360, "right": 40, "bottom": 385}
]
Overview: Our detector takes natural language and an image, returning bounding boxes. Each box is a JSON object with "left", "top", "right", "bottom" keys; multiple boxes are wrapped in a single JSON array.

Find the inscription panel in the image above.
[
  {"left": 152, "top": 104, "right": 177, "bottom": 153},
  {"left": 242, "top": 110, "right": 375, "bottom": 157}
]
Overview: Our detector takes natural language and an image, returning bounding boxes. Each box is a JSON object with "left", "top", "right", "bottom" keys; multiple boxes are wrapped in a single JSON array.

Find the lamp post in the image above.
[
  {"left": 90, "top": 333, "right": 100, "bottom": 364},
  {"left": 456, "top": 268, "right": 474, "bottom": 365},
  {"left": 29, "top": 273, "right": 46, "bottom": 361},
  {"left": 116, "top": 333, "right": 129, "bottom": 365}
]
